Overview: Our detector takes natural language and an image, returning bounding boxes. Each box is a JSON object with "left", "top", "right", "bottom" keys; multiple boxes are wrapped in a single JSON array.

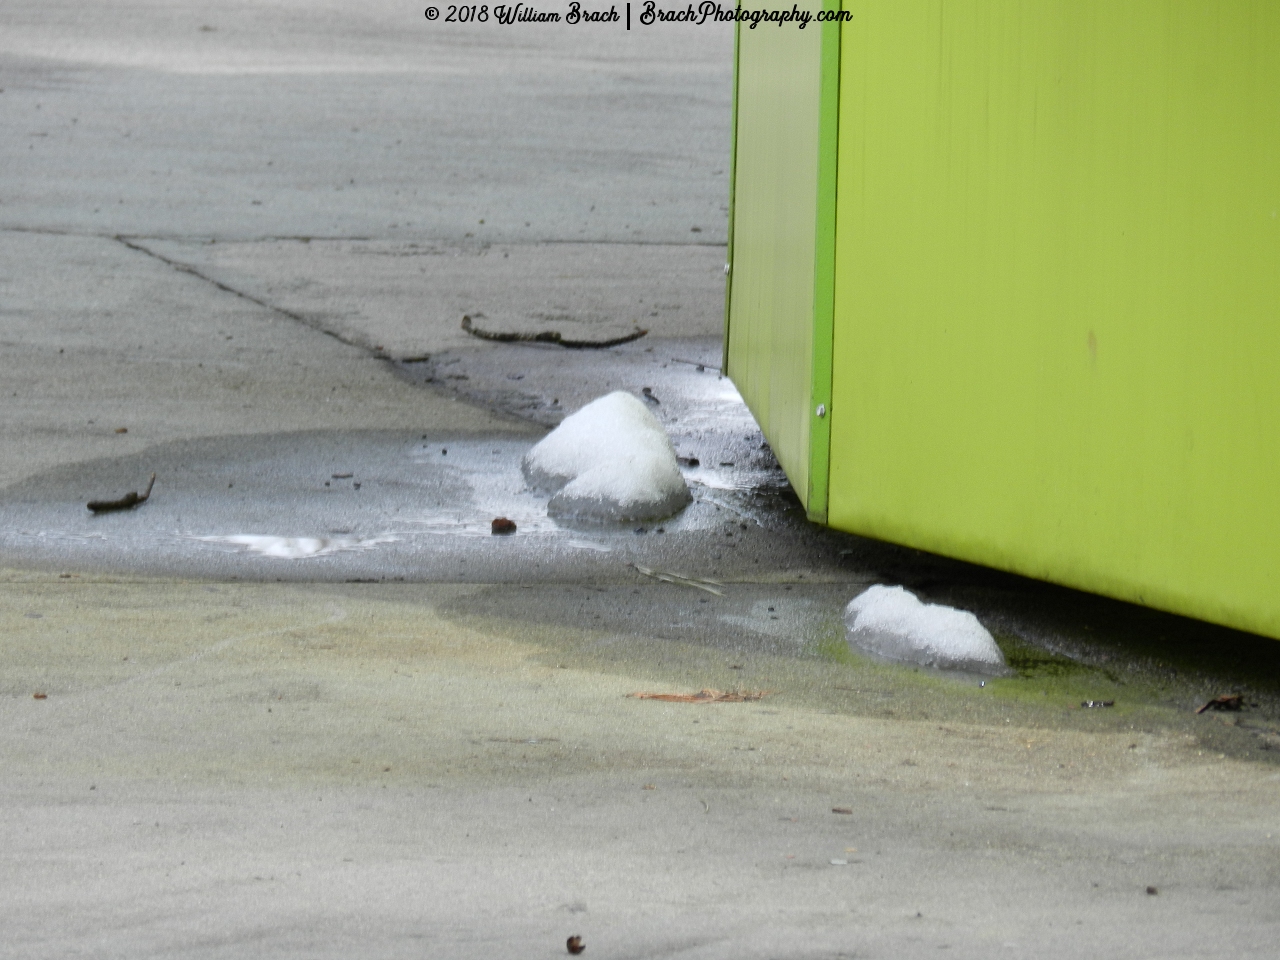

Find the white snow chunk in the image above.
[
  {"left": 843, "top": 585, "right": 1005, "bottom": 674},
  {"left": 522, "top": 391, "right": 691, "bottom": 521}
]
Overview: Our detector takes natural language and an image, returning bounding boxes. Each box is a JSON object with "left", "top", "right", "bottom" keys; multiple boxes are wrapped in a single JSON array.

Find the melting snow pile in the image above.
[
  {"left": 522, "top": 391, "right": 691, "bottom": 521},
  {"left": 843, "top": 585, "right": 1005, "bottom": 674}
]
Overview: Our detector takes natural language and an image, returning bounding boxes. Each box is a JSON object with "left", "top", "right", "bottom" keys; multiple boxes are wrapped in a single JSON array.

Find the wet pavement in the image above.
[
  {"left": 0, "top": 336, "right": 818, "bottom": 582},
  {"left": 6, "top": 327, "right": 1280, "bottom": 749}
]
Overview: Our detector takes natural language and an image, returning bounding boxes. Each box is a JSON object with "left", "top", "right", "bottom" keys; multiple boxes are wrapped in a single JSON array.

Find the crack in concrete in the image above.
[
  {"left": 111, "top": 234, "right": 385, "bottom": 358},
  {"left": 0, "top": 226, "right": 377, "bottom": 243},
  {"left": 0, "top": 225, "right": 724, "bottom": 247},
  {"left": 0, "top": 225, "right": 380, "bottom": 357}
]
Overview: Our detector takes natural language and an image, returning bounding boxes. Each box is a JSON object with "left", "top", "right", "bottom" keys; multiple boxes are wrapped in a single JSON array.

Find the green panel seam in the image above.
[
  {"left": 806, "top": 6, "right": 841, "bottom": 525},
  {"left": 721, "top": 19, "right": 742, "bottom": 374}
]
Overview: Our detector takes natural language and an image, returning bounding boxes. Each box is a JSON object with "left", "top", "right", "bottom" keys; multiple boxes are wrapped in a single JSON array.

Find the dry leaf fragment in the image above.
[
  {"left": 626, "top": 688, "right": 770, "bottom": 703},
  {"left": 87, "top": 473, "right": 155, "bottom": 513},
  {"left": 566, "top": 934, "right": 585, "bottom": 954},
  {"left": 32, "top": 692, "right": 48, "bottom": 700}
]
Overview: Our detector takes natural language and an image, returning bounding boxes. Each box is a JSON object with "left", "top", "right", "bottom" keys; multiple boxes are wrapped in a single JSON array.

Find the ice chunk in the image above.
[
  {"left": 522, "top": 391, "right": 691, "bottom": 521},
  {"left": 843, "top": 585, "right": 1005, "bottom": 674}
]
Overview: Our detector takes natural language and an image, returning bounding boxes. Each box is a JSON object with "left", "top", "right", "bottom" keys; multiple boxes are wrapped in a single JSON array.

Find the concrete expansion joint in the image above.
[
  {"left": 0, "top": 225, "right": 378, "bottom": 245},
  {"left": 1, "top": 224, "right": 119, "bottom": 239},
  {"left": 535, "top": 238, "right": 729, "bottom": 248},
  {"left": 110, "top": 234, "right": 384, "bottom": 359}
]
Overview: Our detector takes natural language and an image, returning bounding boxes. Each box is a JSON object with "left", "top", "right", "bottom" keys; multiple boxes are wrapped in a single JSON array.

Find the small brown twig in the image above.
[
  {"left": 627, "top": 688, "right": 771, "bottom": 704},
  {"left": 1196, "top": 693, "right": 1244, "bottom": 715},
  {"left": 87, "top": 473, "right": 155, "bottom": 513},
  {"left": 630, "top": 563, "right": 723, "bottom": 596},
  {"left": 461, "top": 314, "right": 647, "bottom": 349}
]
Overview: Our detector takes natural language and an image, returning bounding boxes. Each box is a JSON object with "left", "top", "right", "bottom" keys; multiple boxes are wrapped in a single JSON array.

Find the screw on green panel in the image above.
[{"left": 806, "top": 6, "right": 841, "bottom": 525}]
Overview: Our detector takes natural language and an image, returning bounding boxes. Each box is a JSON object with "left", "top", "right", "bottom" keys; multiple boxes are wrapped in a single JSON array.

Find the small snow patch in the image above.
[
  {"left": 194, "top": 535, "right": 397, "bottom": 559},
  {"left": 843, "top": 585, "right": 1005, "bottom": 674},
  {"left": 522, "top": 391, "right": 691, "bottom": 522}
]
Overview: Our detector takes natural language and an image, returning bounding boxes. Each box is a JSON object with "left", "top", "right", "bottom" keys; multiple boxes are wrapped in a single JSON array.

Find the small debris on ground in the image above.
[
  {"left": 1081, "top": 700, "right": 1115, "bottom": 708},
  {"left": 491, "top": 517, "right": 517, "bottom": 535},
  {"left": 641, "top": 386, "right": 659, "bottom": 404},
  {"left": 671, "top": 357, "right": 720, "bottom": 372},
  {"left": 676, "top": 456, "right": 700, "bottom": 467},
  {"left": 332, "top": 472, "right": 353, "bottom": 479},
  {"left": 1146, "top": 886, "right": 1158, "bottom": 895},
  {"left": 627, "top": 688, "right": 770, "bottom": 703},
  {"left": 114, "top": 427, "right": 127, "bottom": 433},
  {"left": 87, "top": 473, "right": 155, "bottom": 513},
  {"left": 32, "top": 692, "right": 47, "bottom": 700},
  {"left": 462, "top": 313, "right": 646, "bottom": 349},
  {"left": 1196, "top": 693, "right": 1244, "bottom": 714},
  {"left": 566, "top": 934, "right": 585, "bottom": 954},
  {"left": 630, "top": 563, "right": 723, "bottom": 596},
  {"left": 831, "top": 807, "right": 853, "bottom": 815}
]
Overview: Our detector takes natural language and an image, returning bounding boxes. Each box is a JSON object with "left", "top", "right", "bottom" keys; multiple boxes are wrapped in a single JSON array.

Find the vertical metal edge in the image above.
[
  {"left": 805, "top": 3, "right": 841, "bottom": 526},
  {"left": 721, "top": 18, "right": 742, "bottom": 375}
]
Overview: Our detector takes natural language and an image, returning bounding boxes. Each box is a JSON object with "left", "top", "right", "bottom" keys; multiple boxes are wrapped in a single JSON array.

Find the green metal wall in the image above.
[
  {"left": 827, "top": 2, "right": 1280, "bottom": 638},
  {"left": 724, "top": 10, "right": 825, "bottom": 507}
]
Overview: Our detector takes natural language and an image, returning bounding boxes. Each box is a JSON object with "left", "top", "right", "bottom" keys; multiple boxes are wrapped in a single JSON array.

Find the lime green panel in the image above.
[
  {"left": 806, "top": 13, "right": 842, "bottom": 524},
  {"left": 829, "top": 3, "right": 1280, "bottom": 638},
  {"left": 725, "top": 13, "right": 824, "bottom": 505}
]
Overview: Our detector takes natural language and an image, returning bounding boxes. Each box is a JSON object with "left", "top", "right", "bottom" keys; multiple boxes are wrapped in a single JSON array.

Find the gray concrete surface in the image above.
[
  {"left": 1, "top": 0, "right": 731, "bottom": 243},
  {"left": 3, "top": 3, "right": 1280, "bottom": 958}
]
